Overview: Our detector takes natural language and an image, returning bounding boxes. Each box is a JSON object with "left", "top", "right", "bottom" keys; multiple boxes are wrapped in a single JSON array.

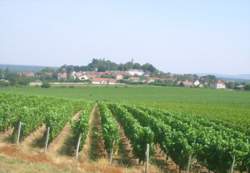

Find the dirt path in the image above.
[
  {"left": 87, "top": 106, "right": 107, "bottom": 161},
  {"left": 116, "top": 123, "right": 135, "bottom": 165},
  {"left": 48, "top": 111, "right": 81, "bottom": 155},
  {"left": 0, "top": 128, "right": 13, "bottom": 145},
  {"left": 21, "top": 124, "right": 46, "bottom": 148},
  {"left": 152, "top": 145, "right": 179, "bottom": 173},
  {"left": 79, "top": 104, "right": 97, "bottom": 161}
]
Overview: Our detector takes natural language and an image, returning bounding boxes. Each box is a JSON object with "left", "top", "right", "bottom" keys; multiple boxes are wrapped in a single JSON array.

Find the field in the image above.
[
  {"left": 1, "top": 86, "right": 250, "bottom": 127},
  {"left": 0, "top": 86, "right": 250, "bottom": 173}
]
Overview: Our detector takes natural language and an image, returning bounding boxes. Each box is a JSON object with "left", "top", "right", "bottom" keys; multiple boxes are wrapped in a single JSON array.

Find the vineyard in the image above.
[{"left": 0, "top": 93, "right": 250, "bottom": 173}]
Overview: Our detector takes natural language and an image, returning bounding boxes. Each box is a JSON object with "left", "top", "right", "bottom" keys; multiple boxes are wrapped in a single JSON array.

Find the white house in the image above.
[
  {"left": 71, "top": 71, "right": 89, "bottom": 81},
  {"left": 71, "top": 71, "right": 77, "bottom": 80},
  {"left": 193, "top": 80, "right": 200, "bottom": 87},
  {"left": 115, "top": 74, "right": 124, "bottom": 80},
  {"left": 78, "top": 74, "right": 89, "bottom": 80},
  {"left": 127, "top": 69, "right": 144, "bottom": 76},
  {"left": 215, "top": 80, "right": 226, "bottom": 89}
]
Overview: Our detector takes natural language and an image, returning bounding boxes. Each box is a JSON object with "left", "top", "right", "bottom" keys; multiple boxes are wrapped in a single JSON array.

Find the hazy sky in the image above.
[{"left": 0, "top": 0, "right": 249, "bottom": 74}]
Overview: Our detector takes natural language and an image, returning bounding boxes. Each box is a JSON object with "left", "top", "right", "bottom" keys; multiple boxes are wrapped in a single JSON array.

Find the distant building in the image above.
[
  {"left": 91, "top": 78, "right": 117, "bottom": 85},
  {"left": 129, "top": 76, "right": 141, "bottom": 83},
  {"left": 18, "top": 71, "right": 35, "bottom": 78},
  {"left": 146, "top": 78, "right": 155, "bottom": 84},
  {"left": 214, "top": 80, "right": 226, "bottom": 89},
  {"left": 193, "top": 80, "right": 200, "bottom": 87},
  {"left": 78, "top": 75, "right": 89, "bottom": 81},
  {"left": 57, "top": 72, "right": 67, "bottom": 80},
  {"left": 71, "top": 71, "right": 89, "bottom": 81},
  {"left": 182, "top": 80, "right": 193, "bottom": 87},
  {"left": 199, "top": 84, "right": 204, "bottom": 88},
  {"left": 115, "top": 74, "right": 124, "bottom": 80},
  {"left": 127, "top": 69, "right": 144, "bottom": 76}
]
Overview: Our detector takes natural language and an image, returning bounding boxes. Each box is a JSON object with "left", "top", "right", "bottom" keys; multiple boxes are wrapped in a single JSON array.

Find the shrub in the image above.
[{"left": 41, "top": 81, "right": 50, "bottom": 88}]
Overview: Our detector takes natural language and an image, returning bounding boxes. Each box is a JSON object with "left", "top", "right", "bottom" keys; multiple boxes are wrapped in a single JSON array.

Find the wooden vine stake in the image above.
[
  {"left": 16, "top": 121, "right": 22, "bottom": 145},
  {"left": 230, "top": 155, "right": 235, "bottom": 173},
  {"left": 109, "top": 141, "right": 115, "bottom": 164},
  {"left": 186, "top": 154, "right": 192, "bottom": 173},
  {"left": 44, "top": 127, "right": 50, "bottom": 152},
  {"left": 109, "top": 147, "right": 113, "bottom": 164},
  {"left": 75, "top": 134, "right": 82, "bottom": 160},
  {"left": 145, "top": 144, "right": 150, "bottom": 173}
]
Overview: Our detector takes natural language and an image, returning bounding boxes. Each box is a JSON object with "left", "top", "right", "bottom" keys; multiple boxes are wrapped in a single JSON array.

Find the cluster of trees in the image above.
[
  {"left": 0, "top": 69, "right": 32, "bottom": 86},
  {"left": 0, "top": 69, "right": 51, "bottom": 88},
  {"left": 58, "top": 59, "right": 159, "bottom": 73},
  {"left": 245, "top": 84, "right": 250, "bottom": 90}
]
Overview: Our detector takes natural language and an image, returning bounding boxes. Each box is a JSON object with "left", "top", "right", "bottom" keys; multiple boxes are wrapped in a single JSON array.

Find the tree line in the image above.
[{"left": 58, "top": 59, "right": 159, "bottom": 73}]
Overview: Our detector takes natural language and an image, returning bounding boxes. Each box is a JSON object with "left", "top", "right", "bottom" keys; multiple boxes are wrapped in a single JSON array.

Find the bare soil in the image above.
[
  {"left": 48, "top": 111, "right": 81, "bottom": 154},
  {"left": 116, "top": 123, "right": 136, "bottom": 166},
  {"left": 0, "top": 128, "right": 14, "bottom": 145},
  {"left": 88, "top": 106, "right": 107, "bottom": 160},
  {"left": 21, "top": 124, "right": 46, "bottom": 149},
  {"left": 79, "top": 104, "right": 97, "bottom": 161}
]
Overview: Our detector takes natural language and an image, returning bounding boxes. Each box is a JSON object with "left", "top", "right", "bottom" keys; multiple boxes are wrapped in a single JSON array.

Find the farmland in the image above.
[
  {"left": 0, "top": 86, "right": 250, "bottom": 173},
  {"left": 1, "top": 86, "right": 250, "bottom": 128}
]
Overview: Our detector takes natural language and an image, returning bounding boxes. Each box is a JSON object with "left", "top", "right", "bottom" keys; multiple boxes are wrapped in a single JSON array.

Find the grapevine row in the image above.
[
  {"left": 0, "top": 93, "right": 83, "bottom": 143},
  {"left": 136, "top": 105, "right": 250, "bottom": 173},
  {"left": 108, "top": 103, "right": 154, "bottom": 162},
  {"left": 98, "top": 102, "right": 120, "bottom": 157}
]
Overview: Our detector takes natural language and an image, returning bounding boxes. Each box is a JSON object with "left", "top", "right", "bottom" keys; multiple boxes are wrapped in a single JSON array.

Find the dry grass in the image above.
[
  {"left": 0, "top": 154, "right": 162, "bottom": 173},
  {"left": 0, "top": 154, "right": 70, "bottom": 173}
]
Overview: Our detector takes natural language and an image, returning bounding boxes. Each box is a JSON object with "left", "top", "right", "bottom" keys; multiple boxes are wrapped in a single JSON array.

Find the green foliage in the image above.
[
  {"left": 71, "top": 103, "right": 93, "bottom": 151},
  {"left": 0, "top": 80, "right": 9, "bottom": 87},
  {"left": 140, "top": 106, "right": 250, "bottom": 172},
  {"left": 41, "top": 81, "right": 50, "bottom": 88},
  {"left": 1, "top": 86, "right": 250, "bottom": 131},
  {"left": 58, "top": 58, "right": 159, "bottom": 73},
  {"left": 245, "top": 84, "right": 250, "bottom": 91},
  {"left": 98, "top": 102, "right": 119, "bottom": 154},
  {"left": 0, "top": 93, "right": 82, "bottom": 143},
  {"left": 109, "top": 104, "right": 154, "bottom": 162}
]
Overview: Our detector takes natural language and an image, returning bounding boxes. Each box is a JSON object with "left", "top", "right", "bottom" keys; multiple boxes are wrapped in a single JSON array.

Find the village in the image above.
[
  {"left": 18, "top": 68, "right": 228, "bottom": 89},
  {"left": 1, "top": 57, "right": 248, "bottom": 90}
]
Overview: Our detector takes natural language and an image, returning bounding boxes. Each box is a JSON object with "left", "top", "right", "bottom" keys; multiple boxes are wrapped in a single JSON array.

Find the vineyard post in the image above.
[
  {"left": 109, "top": 141, "right": 115, "bottom": 164},
  {"left": 75, "top": 134, "right": 82, "bottom": 160},
  {"left": 145, "top": 143, "right": 149, "bottom": 173},
  {"left": 186, "top": 154, "right": 192, "bottom": 173},
  {"left": 16, "top": 121, "right": 22, "bottom": 145},
  {"left": 230, "top": 155, "right": 235, "bottom": 173},
  {"left": 109, "top": 147, "right": 113, "bottom": 164},
  {"left": 44, "top": 127, "right": 50, "bottom": 152}
]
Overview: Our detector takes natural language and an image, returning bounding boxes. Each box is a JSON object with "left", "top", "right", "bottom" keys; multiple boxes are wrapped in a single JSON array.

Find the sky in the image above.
[{"left": 0, "top": 0, "right": 249, "bottom": 74}]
